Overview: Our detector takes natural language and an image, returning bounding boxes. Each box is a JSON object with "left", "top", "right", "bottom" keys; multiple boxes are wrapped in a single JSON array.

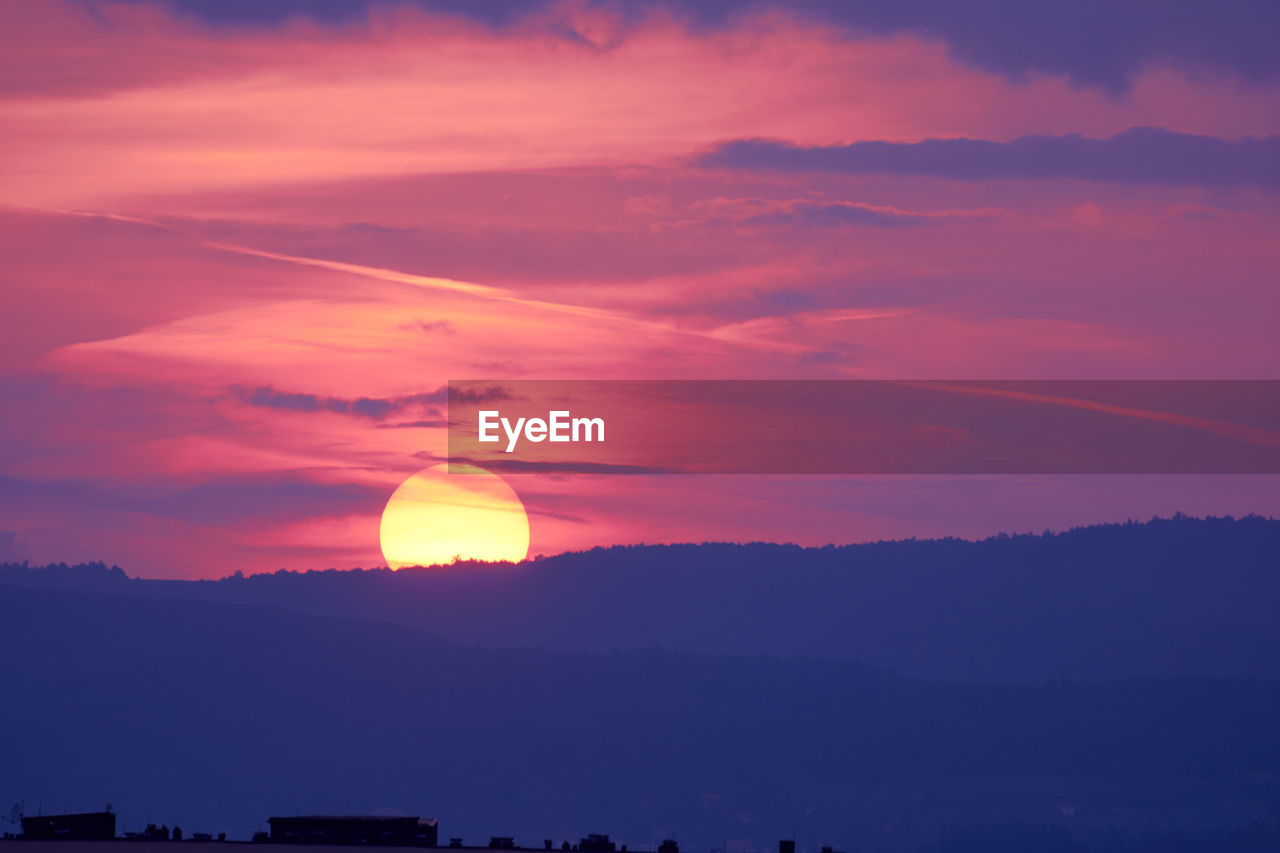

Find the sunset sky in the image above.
[{"left": 2, "top": 0, "right": 1278, "bottom": 577}]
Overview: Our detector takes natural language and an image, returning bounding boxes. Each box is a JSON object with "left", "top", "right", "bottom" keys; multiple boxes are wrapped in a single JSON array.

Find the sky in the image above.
[{"left": 1, "top": 0, "right": 1278, "bottom": 577}]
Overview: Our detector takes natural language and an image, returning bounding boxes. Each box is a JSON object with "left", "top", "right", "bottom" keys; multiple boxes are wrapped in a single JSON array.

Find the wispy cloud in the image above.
[
  {"left": 701, "top": 127, "right": 1280, "bottom": 188},
  {"left": 229, "top": 386, "right": 441, "bottom": 420},
  {"left": 399, "top": 318, "right": 458, "bottom": 335},
  {"left": 649, "top": 196, "right": 998, "bottom": 230}
]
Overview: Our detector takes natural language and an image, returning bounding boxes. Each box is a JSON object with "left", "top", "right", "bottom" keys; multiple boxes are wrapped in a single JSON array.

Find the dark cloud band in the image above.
[
  {"left": 160, "top": 0, "right": 1280, "bottom": 88},
  {"left": 230, "top": 385, "right": 443, "bottom": 420},
  {"left": 700, "top": 127, "right": 1280, "bottom": 188}
]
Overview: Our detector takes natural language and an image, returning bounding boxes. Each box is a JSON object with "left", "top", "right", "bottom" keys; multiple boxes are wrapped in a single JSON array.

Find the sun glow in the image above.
[{"left": 379, "top": 464, "right": 530, "bottom": 569}]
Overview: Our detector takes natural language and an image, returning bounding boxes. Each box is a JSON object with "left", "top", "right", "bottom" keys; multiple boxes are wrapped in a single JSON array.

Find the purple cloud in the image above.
[
  {"left": 701, "top": 127, "right": 1280, "bottom": 188},
  {"left": 231, "top": 386, "right": 442, "bottom": 420},
  {"left": 165, "top": 0, "right": 1280, "bottom": 89}
]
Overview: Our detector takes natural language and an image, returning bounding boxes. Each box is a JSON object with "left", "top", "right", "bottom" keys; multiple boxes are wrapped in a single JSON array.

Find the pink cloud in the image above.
[{"left": 4, "top": 2, "right": 1280, "bottom": 207}]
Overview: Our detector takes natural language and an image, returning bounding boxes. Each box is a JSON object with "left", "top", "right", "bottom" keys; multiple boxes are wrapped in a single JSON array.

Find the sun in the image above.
[{"left": 379, "top": 464, "right": 530, "bottom": 569}]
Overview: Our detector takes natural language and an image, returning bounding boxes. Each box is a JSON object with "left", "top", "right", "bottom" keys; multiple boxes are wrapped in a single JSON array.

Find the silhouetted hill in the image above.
[
  {"left": 3, "top": 585, "right": 1279, "bottom": 853},
  {"left": 3, "top": 516, "right": 1277, "bottom": 681}
]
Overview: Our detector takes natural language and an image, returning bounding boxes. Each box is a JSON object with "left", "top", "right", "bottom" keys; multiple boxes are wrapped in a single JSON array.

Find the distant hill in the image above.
[
  {"left": 3, "top": 515, "right": 1278, "bottom": 681},
  {"left": 3, "top": 584, "right": 1280, "bottom": 852}
]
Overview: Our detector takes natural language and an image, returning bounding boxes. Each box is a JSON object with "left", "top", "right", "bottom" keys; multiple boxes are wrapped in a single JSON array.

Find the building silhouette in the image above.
[
  {"left": 267, "top": 816, "right": 438, "bottom": 847},
  {"left": 20, "top": 812, "right": 116, "bottom": 841}
]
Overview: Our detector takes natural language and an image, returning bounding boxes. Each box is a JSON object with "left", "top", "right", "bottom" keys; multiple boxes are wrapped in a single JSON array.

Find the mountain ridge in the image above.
[{"left": 3, "top": 515, "right": 1278, "bottom": 681}]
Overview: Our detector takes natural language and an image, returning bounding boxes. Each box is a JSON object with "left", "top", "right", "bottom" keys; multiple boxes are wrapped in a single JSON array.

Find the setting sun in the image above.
[{"left": 379, "top": 464, "right": 530, "bottom": 569}]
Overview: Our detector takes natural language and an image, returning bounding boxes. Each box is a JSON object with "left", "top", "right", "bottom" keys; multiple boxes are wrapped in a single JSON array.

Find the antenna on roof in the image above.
[{"left": 3, "top": 801, "right": 22, "bottom": 825}]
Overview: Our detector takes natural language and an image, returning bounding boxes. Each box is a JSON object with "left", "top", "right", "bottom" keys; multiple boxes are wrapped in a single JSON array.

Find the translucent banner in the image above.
[{"left": 446, "top": 380, "right": 1280, "bottom": 474}]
